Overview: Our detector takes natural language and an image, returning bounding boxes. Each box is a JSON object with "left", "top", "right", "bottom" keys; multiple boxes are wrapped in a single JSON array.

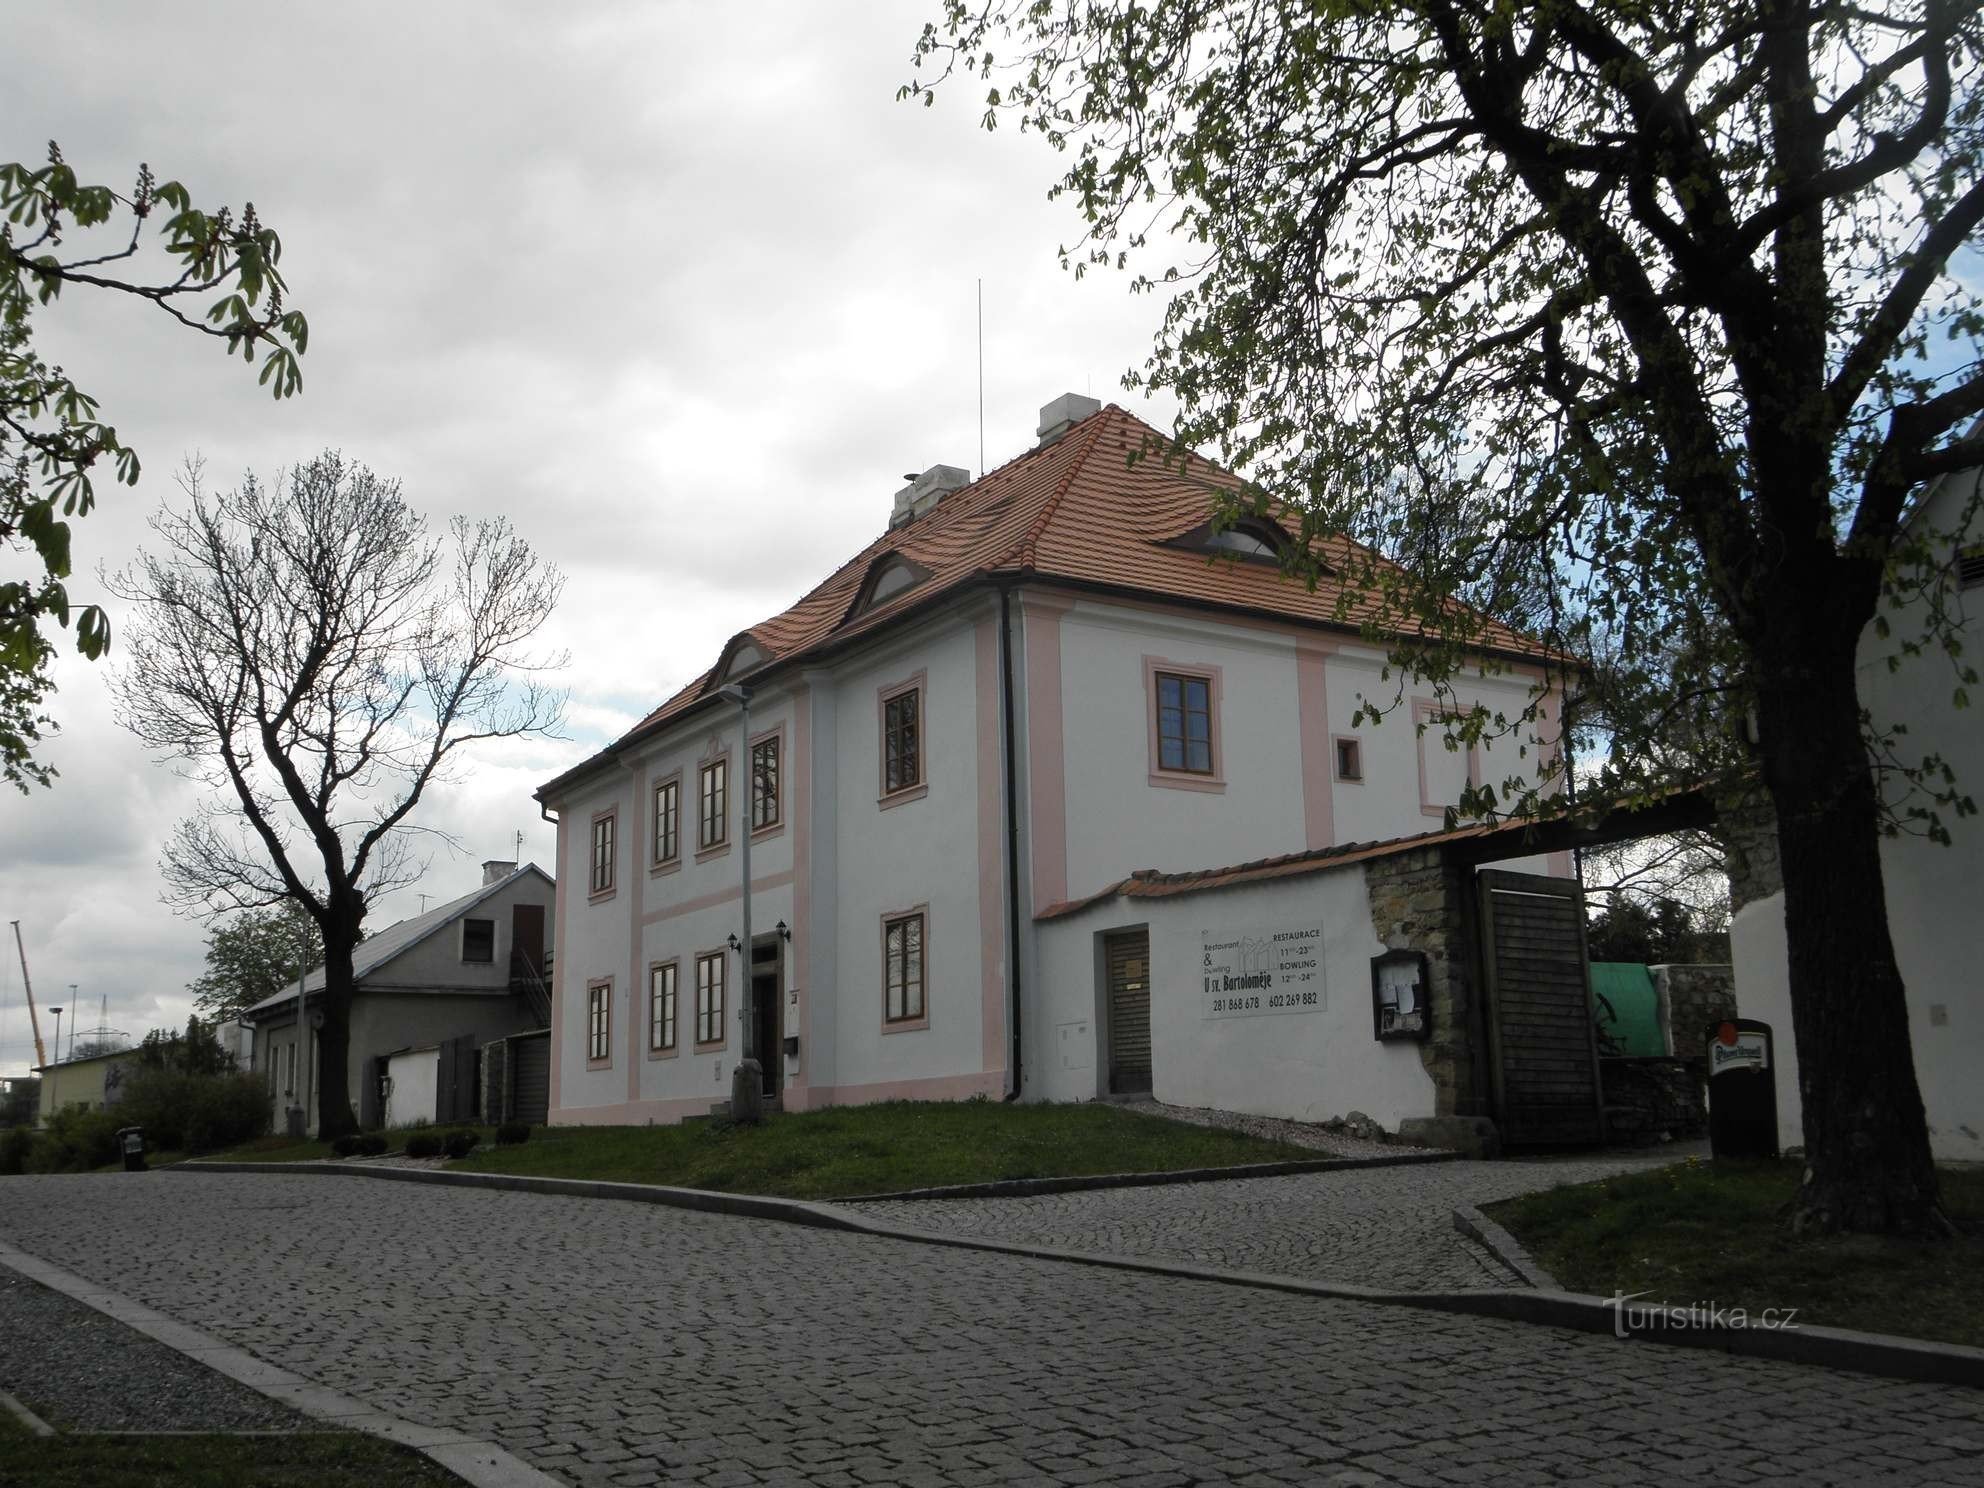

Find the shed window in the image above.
[{"left": 462, "top": 918, "right": 495, "bottom": 963}]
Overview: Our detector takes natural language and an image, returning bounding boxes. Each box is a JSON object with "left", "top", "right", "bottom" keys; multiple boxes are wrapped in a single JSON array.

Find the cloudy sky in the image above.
[{"left": 0, "top": 2, "right": 1182, "bottom": 1075}]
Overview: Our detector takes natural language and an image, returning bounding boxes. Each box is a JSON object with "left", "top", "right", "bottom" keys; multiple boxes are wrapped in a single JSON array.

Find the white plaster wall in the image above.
[
  {"left": 383, "top": 1047, "right": 439, "bottom": 1128},
  {"left": 1033, "top": 869, "right": 1439, "bottom": 1128},
  {"left": 368, "top": 871, "right": 552, "bottom": 992},
  {"left": 1057, "top": 602, "right": 1307, "bottom": 894},
  {"left": 1732, "top": 466, "right": 1984, "bottom": 1160},
  {"left": 826, "top": 616, "right": 991, "bottom": 1096}
]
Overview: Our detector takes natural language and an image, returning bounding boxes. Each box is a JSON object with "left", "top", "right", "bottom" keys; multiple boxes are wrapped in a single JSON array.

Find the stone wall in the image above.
[
  {"left": 1653, "top": 963, "right": 1738, "bottom": 1060},
  {"left": 1718, "top": 787, "right": 1782, "bottom": 912},
  {"left": 1601, "top": 1056, "right": 1707, "bottom": 1145},
  {"left": 1363, "top": 846, "right": 1483, "bottom": 1118}
]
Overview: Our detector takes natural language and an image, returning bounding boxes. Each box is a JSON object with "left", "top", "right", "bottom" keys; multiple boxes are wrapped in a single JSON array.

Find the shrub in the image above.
[
  {"left": 494, "top": 1122, "right": 530, "bottom": 1147},
  {"left": 114, "top": 1068, "right": 270, "bottom": 1155},
  {"left": 403, "top": 1131, "right": 443, "bottom": 1159},
  {"left": 330, "top": 1134, "right": 362, "bottom": 1158},
  {"left": 0, "top": 1126, "right": 35, "bottom": 1175},
  {"left": 26, "top": 1107, "right": 124, "bottom": 1172},
  {"left": 442, "top": 1130, "right": 479, "bottom": 1160},
  {"left": 357, "top": 1133, "right": 388, "bottom": 1156}
]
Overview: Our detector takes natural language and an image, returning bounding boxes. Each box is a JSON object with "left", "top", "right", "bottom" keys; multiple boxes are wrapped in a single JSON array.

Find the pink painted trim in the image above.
[
  {"left": 1143, "top": 655, "right": 1226, "bottom": 792},
  {"left": 789, "top": 682, "right": 811, "bottom": 1097},
  {"left": 1296, "top": 645, "right": 1334, "bottom": 850},
  {"left": 587, "top": 806, "right": 618, "bottom": 902},
  {"left": 974, "top": 616, "right": 1007, "bottom": 1078},
  {"left": 805, "top": 1070, "right": 1005, "bottom": 1108},
  {"left": 877, "top": 669, "right": 928, "bottom": 805},
  {"left": 644, "top": 960, "right": 680, "bottom": 1060},
  {"left": 639, "top": 869, "right": 796, "bottom": 927},
  {"left": 1024, "top": 592, "right": 1069, "bottom": 908},
  {"left": 880, "top": 904, "right": 931, "bottom": 1034},
  {"left": 549, "top": 813, "right": 568, "bottom": 1114},
  {"left": 548, "top": 1093, "right": 719, "bottom": 1127}
]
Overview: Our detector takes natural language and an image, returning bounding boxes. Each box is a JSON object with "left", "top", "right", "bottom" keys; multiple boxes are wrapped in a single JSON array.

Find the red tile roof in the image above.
[{"left": 539, "top": 404, "right": 1549, "bottom": 799}]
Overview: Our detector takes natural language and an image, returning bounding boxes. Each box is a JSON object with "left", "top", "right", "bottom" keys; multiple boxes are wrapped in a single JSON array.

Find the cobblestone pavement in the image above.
[
  {"left": 0, "top": 1263, "right": 308, "bottom": 1432},
  {"left": 854, "top": 1149, "right": 1697, "bottom": 1290},
  {"left": 1, "top": 1173, "right": 1980, "bottom": 1486}
]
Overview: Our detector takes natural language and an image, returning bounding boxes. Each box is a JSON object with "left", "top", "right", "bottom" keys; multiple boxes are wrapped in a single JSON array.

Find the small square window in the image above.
[
  {"left": 1335, "top": 738, "right": 1362, "bottom": 782},
  {"left": 462, "top": 917, "right": 495, "bottom": 963}
]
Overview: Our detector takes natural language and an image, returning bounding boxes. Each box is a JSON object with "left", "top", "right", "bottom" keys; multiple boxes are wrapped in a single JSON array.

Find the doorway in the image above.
[
  {"left": 752, "top": 936, "right": 783, "bottom": 1100},
  {"left": 1105, "top": 928, "right": 1152, "bottom": 1095}
]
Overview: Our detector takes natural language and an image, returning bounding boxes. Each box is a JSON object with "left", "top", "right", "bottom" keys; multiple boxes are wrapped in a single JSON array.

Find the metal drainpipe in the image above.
[{"left": 999, "top": 584, "right": 1025, "bottom": 1100}]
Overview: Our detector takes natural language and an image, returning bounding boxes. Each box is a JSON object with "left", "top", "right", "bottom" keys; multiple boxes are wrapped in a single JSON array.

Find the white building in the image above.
[
  {"left": 1732, "top": 460, "right": 1984, "bottom": 1159},
  {"left": 537, "top": 395, "right": 1576, "bottom": 1133}
]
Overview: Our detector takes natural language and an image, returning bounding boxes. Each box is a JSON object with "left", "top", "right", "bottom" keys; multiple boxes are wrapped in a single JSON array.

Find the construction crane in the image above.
[{"left": 9, "top": 921, "right": 48, "bottom": 1070}]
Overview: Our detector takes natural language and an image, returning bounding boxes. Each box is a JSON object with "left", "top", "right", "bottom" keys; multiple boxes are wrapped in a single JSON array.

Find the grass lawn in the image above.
[
  {"left": 449, "top": 1100, "right": 1316, "bottom": 1200},
  {"left": 0, "top": 1410, "right": 462, "bottom": 1486},
  {"left": 1486, "top": 1157, "right": 1984, "bottom": 1347}
]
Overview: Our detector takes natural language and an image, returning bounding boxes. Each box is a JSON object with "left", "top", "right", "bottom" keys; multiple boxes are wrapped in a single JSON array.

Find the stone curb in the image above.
[
  {"left": 836, "top": 1147, "right": 1456, "bottom": 1202},
  {"left": 1451, "top": 1203, "right": 1562, "bottom": 1289},
  {"left": 0, "top": 1241, "right": 561, "bottom": 1488},
  {"left": 168, "top": 1161, "right": 1984, "bottom": 1389},
  {"left": 0, "top": 1389, "right": 53, "bottom": 1437}
]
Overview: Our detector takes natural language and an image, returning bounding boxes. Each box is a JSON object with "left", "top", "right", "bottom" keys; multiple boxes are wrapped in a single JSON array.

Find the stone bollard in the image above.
[{"left": 729, "top": 1060, "right": 766, "bottom": 1125}]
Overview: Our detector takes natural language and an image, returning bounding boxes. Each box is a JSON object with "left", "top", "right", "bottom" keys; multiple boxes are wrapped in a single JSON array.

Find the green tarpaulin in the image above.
[{"left": 1590, "top": 961, "right": 1665, "bottom": 1057}]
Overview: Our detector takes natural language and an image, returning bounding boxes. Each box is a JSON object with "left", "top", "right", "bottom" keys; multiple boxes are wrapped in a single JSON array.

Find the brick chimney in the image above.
[{"left": 481, "top": 859, "right": 518, "bottom": 887}]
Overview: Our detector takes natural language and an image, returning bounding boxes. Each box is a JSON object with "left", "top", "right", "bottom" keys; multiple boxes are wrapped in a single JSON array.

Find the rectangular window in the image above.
[
  {"left": 752, "top": 735, "right": 781, "bottom": 831},
  {"left": 587, "top": 982, "right": 612, "bottom": 1064},
  {"left": 462, "top": 917, "right": 495, "bottom": 963},
  {"left": 884, "top": 911, "right": 926, "bottom": 1025},
  {"left": 699, "top": 758, "right": 728, "bottom": 850},
  {"left": 695, "top": 953, "right": 726, "bottom": 1046},
  {"left": 883, "top": 688, "right": 921, "bottom": 794},
  {"left": 649, "top": 963, "right": 677, "bottom": 1053},
  {"left": 652, "top": 778, "right": 679, "bottom": 865},
  {"left": 590, "top": 813, "right": 616, "bottom": 895},
  {"left": 1155, "top": 671, "right": 1214, "bottom": 774},
  {"left": 1335, "top": 737, "right": 1362, "bottom": 782}
]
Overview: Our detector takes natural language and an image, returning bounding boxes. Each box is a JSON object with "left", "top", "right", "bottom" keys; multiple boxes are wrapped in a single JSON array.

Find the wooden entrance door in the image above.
[
  {"left": 1478, "top": 869, "right": 1605, "bottom": 1147},
  {"left": 1105, "top": 929, "right": 1153, "bottom": 1095},
  {"left": 752, "top": 938, "right": 782, "bottom": 1099}
]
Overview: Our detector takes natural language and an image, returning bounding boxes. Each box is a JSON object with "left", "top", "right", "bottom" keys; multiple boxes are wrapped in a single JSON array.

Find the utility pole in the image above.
[{"left": 717, "top": 682, "right": 763, "bottom": 1123}]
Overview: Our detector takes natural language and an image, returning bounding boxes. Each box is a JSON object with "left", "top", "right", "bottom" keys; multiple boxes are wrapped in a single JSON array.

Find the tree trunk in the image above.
[
  {"left": 314, "top": 932, "right": 360, "bottom": 1141},
  {"left": 1755, "top": 629, "right": 1946, "bottom": 1235}
]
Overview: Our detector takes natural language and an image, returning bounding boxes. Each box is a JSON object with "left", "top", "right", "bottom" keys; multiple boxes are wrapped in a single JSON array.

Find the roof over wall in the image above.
[
  {"left": 1035, "top": 787, "right": 1718, "bottom": 921},
  {"left": 538, "top": 404, "right": 1556, "bottom": 802},
  {"left": 239, "top": 863, "right": 554, "bottom": 1023}
]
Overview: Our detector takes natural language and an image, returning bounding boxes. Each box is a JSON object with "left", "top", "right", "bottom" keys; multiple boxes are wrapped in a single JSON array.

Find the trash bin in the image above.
[
  {"left": 115, "top": 1126, "right": 146, "bottom": 1173},
  {"left": 1706, "top": 1018, "right": 1779, "bottom": 1159}
]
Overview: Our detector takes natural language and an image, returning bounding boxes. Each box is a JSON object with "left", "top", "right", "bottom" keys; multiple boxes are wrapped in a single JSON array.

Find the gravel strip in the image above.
[
  {"left": 1129, "top": 1097, "right": 1425, "bottom": 1159},
  {"left": 0, "top": 1261, "right": 310, "bottom": 1432}
]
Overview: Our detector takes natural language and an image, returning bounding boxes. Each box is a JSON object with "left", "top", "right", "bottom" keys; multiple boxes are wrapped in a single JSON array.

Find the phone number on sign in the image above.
[{"left": 1267, "top": 990, "right": 1319, "bottom": 1010}]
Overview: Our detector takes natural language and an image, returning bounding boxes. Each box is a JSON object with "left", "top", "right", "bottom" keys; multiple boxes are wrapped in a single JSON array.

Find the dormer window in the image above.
[
  {"left": 1161, "top": 515, "right": 1308, "bottom": 568},
  {"left": 850, "top": 554, "right": 932, "bottom": 619},
  {"left": 720, "top": 640, "right": 767, "bottom": 679},
  {"left": 1205, "top": 523, "right": 1280, "bottom": 559}
]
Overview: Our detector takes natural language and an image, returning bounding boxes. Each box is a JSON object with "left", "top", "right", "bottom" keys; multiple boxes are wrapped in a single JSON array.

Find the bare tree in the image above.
[{"left": 109, "top": 453, "right": 565, "bottom": 1138}]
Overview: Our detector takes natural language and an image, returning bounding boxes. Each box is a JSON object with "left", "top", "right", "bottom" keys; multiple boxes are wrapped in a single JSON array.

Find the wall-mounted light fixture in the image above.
[{"left": 775, "top": 920, "right": 791, "bottom": 942}]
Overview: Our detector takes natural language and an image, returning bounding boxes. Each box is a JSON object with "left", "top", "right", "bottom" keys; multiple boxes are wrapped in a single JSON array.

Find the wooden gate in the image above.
[
  {"left": 1478, "top": 870, "right": 1605, "bottom": 1147},
  {"left": 1105, "top": 929, "right": 1153, "bottom": 1095},
  {"left": 509, "top": 1031, "right": 550, "bottom": 1125}
]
